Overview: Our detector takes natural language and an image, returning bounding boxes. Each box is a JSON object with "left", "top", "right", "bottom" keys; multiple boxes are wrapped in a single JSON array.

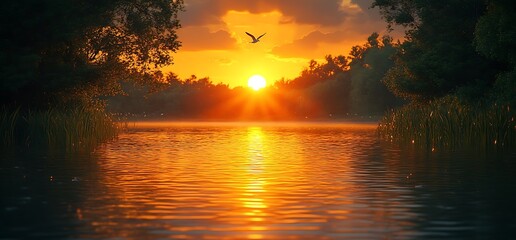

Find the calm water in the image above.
[{"left": 1, "top": 122, "right": 516, "bottom": 239}]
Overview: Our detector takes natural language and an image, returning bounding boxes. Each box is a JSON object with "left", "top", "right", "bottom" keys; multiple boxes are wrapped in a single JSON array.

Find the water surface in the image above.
[{"left": 1, "top": 122, "right": 516, "bottom": 239}]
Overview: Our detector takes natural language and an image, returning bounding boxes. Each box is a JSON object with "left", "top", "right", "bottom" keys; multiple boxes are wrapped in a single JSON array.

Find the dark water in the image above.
[{"left": 1, "top": 122, "right": 516, "bottom": 239}]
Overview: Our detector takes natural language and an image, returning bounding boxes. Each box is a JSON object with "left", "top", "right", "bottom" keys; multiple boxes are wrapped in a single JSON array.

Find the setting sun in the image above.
[{"left": 248, "top": 75, "right": 267, "bottom": 91}]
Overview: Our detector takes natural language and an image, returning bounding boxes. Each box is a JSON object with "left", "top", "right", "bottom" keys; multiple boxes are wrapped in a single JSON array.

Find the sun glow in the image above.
[{"left": 247, "top": 75, "right": 267, "bottom": 91}]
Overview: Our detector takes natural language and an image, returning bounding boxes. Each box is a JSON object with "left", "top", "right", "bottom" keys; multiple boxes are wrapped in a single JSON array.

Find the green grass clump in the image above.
[
  {"left": 1, "top": 107, "right": 118, "bottom": 150},
  {"left": 378, "top": 97, "right": 516, "bottom": 150}
]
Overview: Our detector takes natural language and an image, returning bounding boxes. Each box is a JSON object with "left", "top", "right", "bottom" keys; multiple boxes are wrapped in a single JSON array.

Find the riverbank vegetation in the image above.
[
  {"left": 378, "top": 97, "right": 516, "bottom": 150},
  {"left": 0, "top": 0, "right": 184, "bottom": 149},
  {"left": 372, "top": 0, "right": 516, "bottom": 149},
  {"left": 1, "top": 107, "right": 118, "bottom": 150}
]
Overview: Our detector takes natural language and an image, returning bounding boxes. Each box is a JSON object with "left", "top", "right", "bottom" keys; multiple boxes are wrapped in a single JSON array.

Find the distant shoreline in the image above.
[
  {"left": 117, "top": 119, "right": 380, "bottom": 129},
  {"left": 113, "top": 115, "right": 383, "bottom": 124}
]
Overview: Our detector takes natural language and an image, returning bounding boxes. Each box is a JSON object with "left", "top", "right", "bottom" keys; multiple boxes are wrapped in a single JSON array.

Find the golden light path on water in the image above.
[{"left": 80, "top": 122, "right": 420, "bottom": 239}]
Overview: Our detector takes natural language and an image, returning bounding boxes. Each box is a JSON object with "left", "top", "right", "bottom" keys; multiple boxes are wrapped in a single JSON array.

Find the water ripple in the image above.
[{"left": 2, "top": 122, "right": 515, "bottom": 239}]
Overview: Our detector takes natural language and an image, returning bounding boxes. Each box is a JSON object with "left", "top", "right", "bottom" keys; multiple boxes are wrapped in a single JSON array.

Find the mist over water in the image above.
[{"left": 1, "top": 122, "right": 515, "bottom": 239}]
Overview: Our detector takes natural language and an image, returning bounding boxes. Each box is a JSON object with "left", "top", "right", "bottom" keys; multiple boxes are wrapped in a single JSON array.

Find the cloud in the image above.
[
  {"left": 350, "top": 0, "right": 373, "bottom": 11},
  {"left": 175, "top": 0, "right": 398, "bottom": 56},
  {"left": 178, "top": 27, "right": 237, "bottom": 51},
  {"left": 179, "top": 1, "right": 223, "bottom": 26},
  {"left": 350, "top": 0, "right": 384, "bottom": 22},
  {"left": 271, "top": 30, "right": 349, "bottom": 58},
  {"left": 179, "top": 0, "right": 351, "bottom": 27},
  {"left": 272, "top": 0, "right": 349, "bottom": 26}
]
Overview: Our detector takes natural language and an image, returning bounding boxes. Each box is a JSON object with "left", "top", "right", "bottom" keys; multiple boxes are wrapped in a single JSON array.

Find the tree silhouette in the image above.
[
  {"left": 349, "top": 33, "right": 401, "bottom": 114},
  {"left": 0, "top": 0, "right": 184, "bottom": 109},
  {"left": 373, "top": 0, "right": 498, "bottom": 102},
  {"left": 474, "top": 0, "right": 516, "bottom": 104}
]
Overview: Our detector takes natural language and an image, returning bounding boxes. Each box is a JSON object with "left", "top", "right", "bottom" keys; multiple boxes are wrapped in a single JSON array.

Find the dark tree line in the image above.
[
  {"left": 108, "top": 74, "right": 234, "bottom": 119},
  {"left": 273, "top": 32, "right": 402, "bottom": 118}
]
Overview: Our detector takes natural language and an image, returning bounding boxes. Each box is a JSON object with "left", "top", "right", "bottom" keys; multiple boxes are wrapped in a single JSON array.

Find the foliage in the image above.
[
  {"left": 275, "top": 33, "right": 402, "bottom": 117},
  {"left": 0, "top": 0, "right": 184, "bottom": 109},
  {"left": 279, "top": 55, "right": 351, "bottom": 117},
  {"left": 474, "top": 0, "right": 516, "bottom": 105},
  {"left": 378, "top": 97, "right": 516, "bottom": 150},
  {"left": 371, "top": 0, "right": 516, "bottom": 149},
  {"left": 280, "top": 55, "right": 348, "bottom": 89},
  {"left": 108, "top": 74, "right": 234, "bottom": 119},
  {"left": 302, "top": 72, "right": 352, "bottom": 117},
  {"left": 372, "top": 0, "right": 498, "bottom": 102},
  {"left": 348, "top": 33, "right": 402, "bottom": 114}
]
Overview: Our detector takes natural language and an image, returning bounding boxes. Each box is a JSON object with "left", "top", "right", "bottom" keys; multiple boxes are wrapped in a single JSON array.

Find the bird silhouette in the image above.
[{"left": 245, "top": 32, "right": 266, "bottom": 43}]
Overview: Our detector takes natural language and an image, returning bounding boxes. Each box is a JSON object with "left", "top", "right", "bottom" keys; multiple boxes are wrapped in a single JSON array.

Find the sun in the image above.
[{"left": 247, "top": 75, "right": 267, "bottom": 91}]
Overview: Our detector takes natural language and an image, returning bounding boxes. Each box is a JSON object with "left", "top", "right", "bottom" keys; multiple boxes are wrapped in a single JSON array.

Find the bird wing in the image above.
[
  {"left": 257, "top": 33, "right": 266, "bottom": 40},
  {"left": 245, "top": 32, "right": 257, "bottom": 41}
]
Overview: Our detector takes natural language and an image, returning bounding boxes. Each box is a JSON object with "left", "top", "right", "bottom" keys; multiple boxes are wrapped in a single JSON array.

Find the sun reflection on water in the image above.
[
  {"left": 3, "top": 122, "right": 514, "bottom": 239},
  {"left": 77, "top": 122, "right": 421, "bottom": 239},
  {"left": 243, "top": 127, "right": 268, "bottom": 228}
]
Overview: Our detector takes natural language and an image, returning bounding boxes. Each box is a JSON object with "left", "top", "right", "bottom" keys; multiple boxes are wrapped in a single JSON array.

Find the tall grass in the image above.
[
  {"left": 378, "top": 97, "right": 516, "bottom": 150},
  {"left": 1, "top": 107, "right": 119, "bottom": 150},
  {"left": 0, "top": 107, "right": 20, "bottom": 147}
]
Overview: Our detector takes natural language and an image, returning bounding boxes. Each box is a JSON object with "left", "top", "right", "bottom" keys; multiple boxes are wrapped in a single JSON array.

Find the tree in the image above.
[
  {"left": 349, "top": 33, "right": 401, "bottom": 114},
  {"left": 275, "top": 55, "right": 351, "bottom": 117},
  {"left": 372, "top": 0, "right": 498, "bottom": 102},
  {"left": 286, "top": 55, "right": 348, "bottom": 89},
  {"left": 0, "top": 0, "right": 184, "bottom": 109},
  {"left": 474, "top": 0, "right": 516, "bottom": 104}
]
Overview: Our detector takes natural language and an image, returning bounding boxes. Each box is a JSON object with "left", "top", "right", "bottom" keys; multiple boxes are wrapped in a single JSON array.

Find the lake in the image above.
[{"left": 1, "top": 122, "right": 516, "bottom": 239}]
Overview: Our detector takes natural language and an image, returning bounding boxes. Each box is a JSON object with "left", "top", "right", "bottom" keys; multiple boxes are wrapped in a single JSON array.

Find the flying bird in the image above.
[{"left": 245, "top": 32, "right": 266, "bottom": 43}]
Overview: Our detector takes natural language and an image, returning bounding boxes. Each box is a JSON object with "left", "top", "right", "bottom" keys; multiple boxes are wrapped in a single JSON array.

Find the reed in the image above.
[
  {"left": 1, "top": 107, "right": 118, "bottom": 150},
  {"left": 0, "top": 107, "right": 20, "bottom": 146},
  {"left": 378, "top": 97, "right": 516, "bottom": 150}
]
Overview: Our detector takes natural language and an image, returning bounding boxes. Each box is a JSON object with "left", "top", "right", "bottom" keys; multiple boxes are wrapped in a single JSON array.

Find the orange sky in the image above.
[{"left": 163, "top": 0, "right": 397, "bottom": 88}]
